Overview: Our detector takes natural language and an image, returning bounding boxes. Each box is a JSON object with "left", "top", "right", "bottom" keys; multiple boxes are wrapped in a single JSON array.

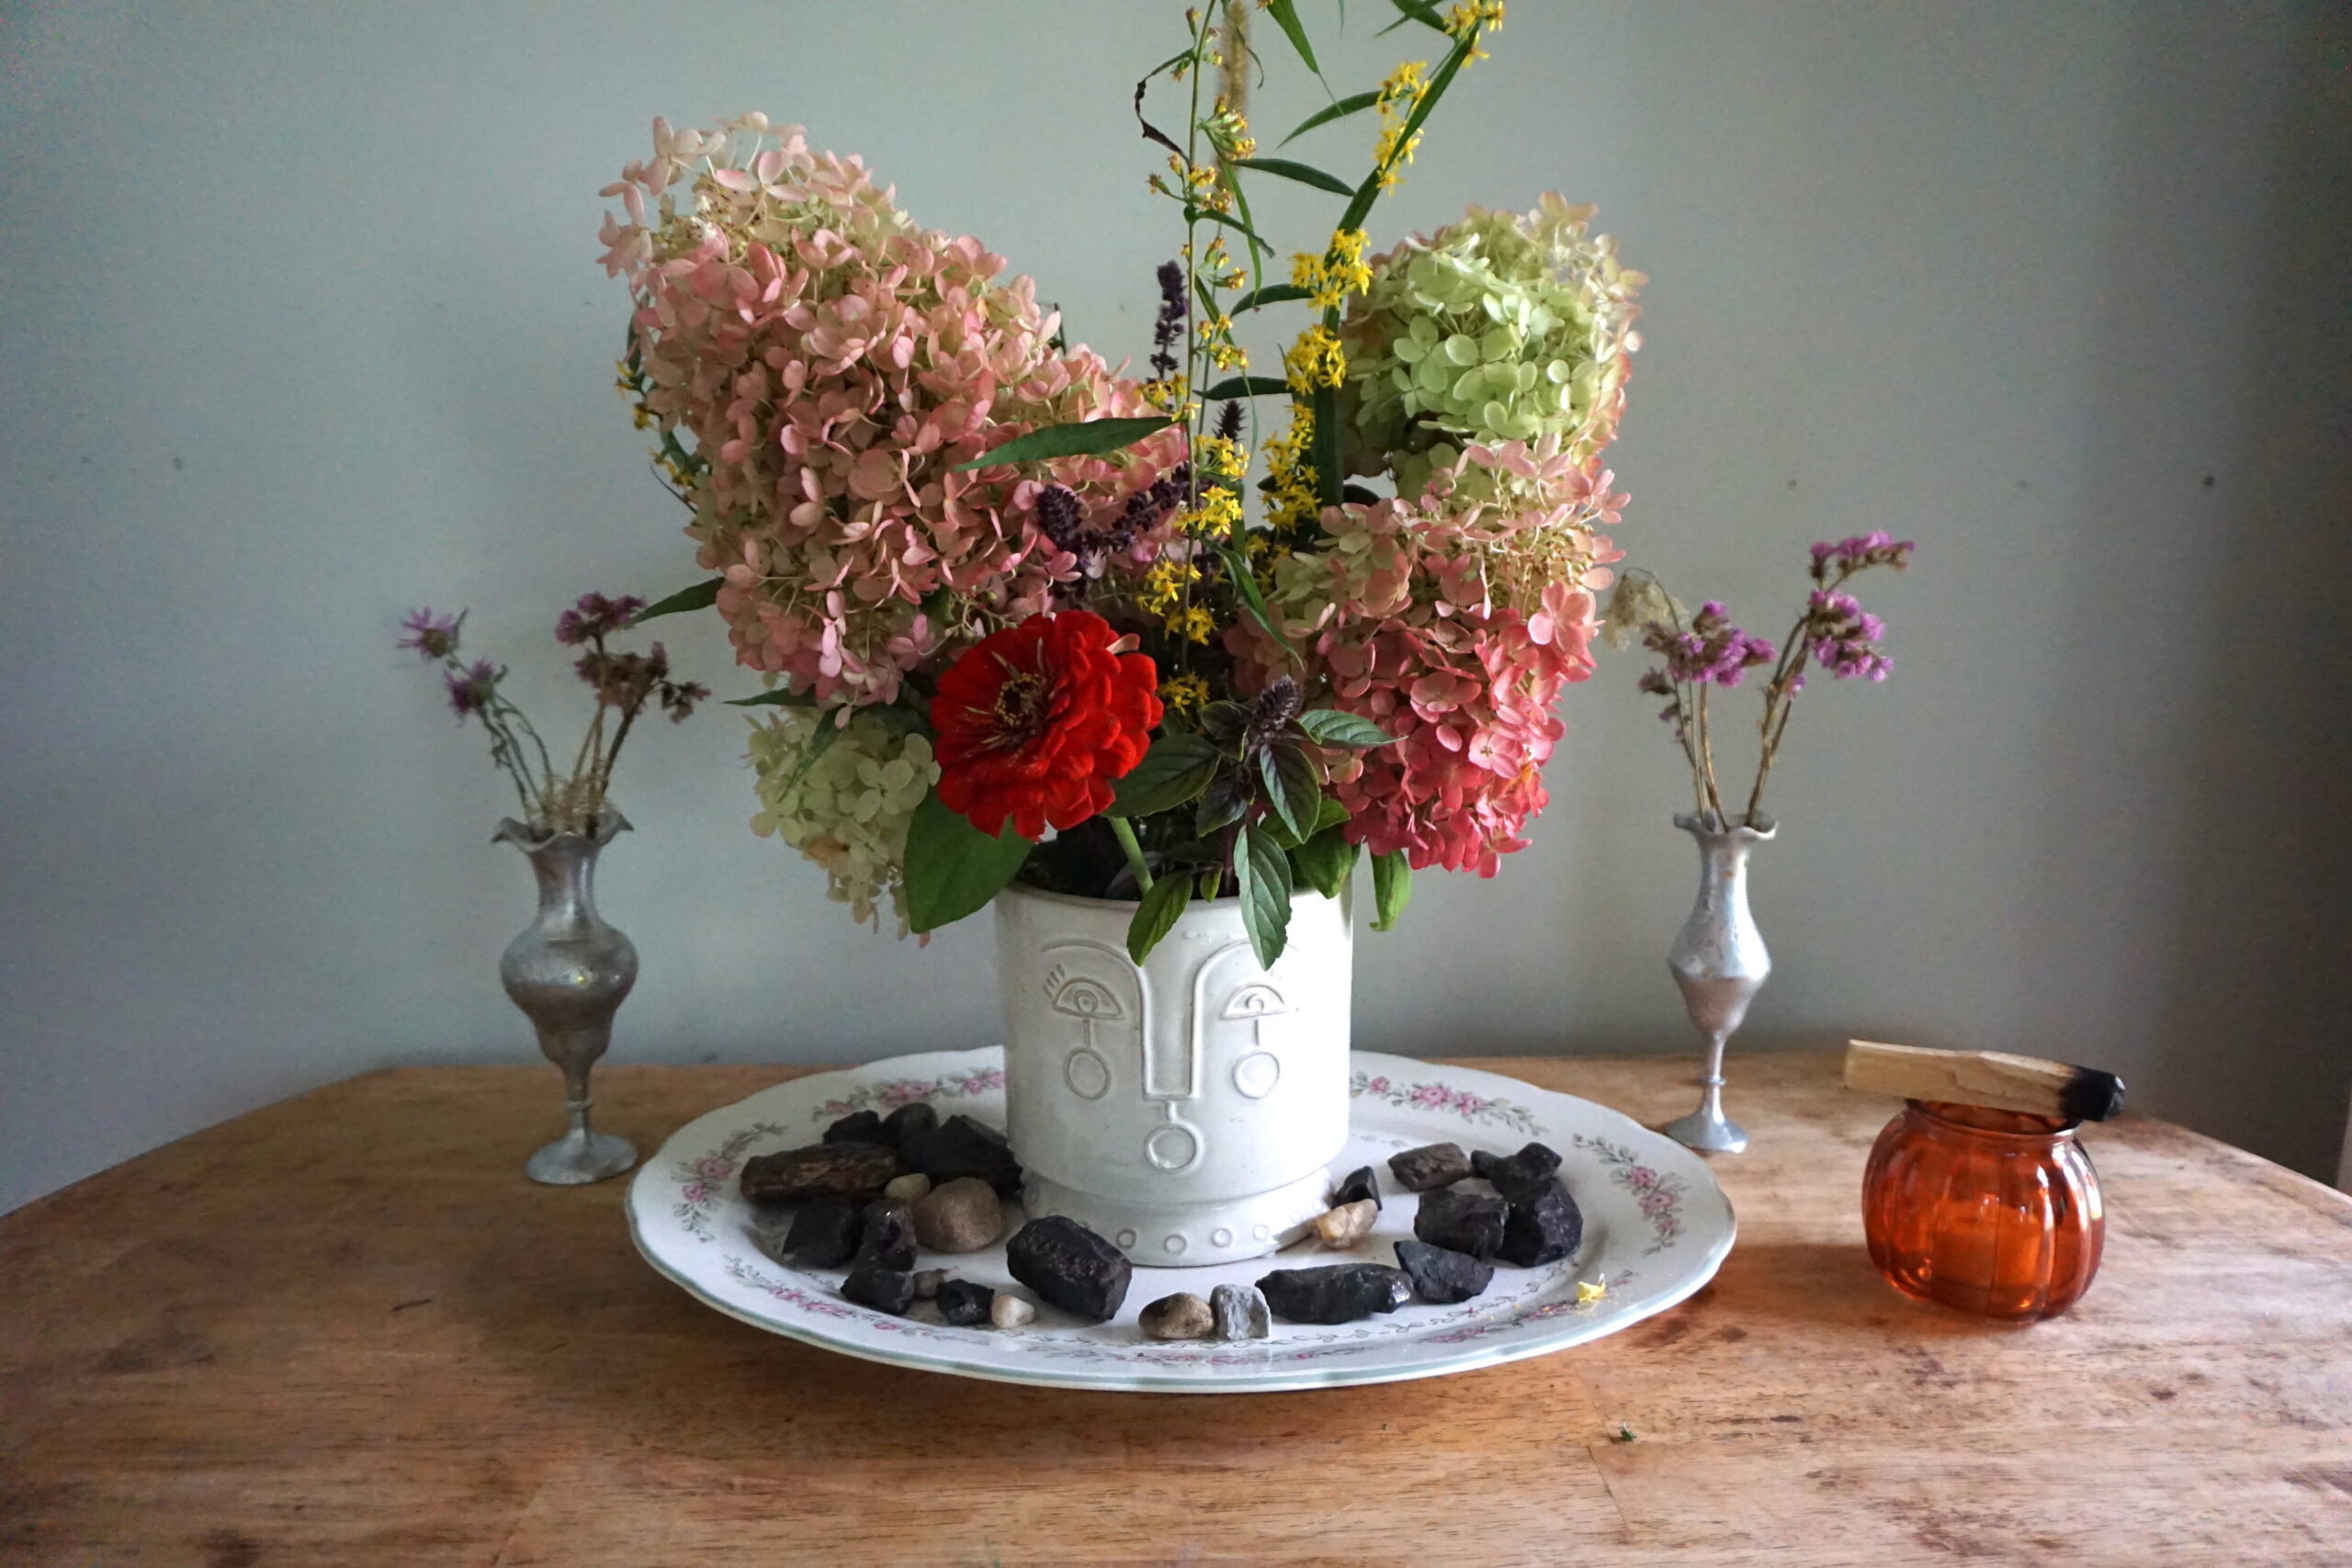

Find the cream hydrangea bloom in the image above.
[
  {"left": 748, "top": 707, "right": 939, "bottom": 935},
  {"left": 1339, "top": 193, "right": 1643, "bottom": 502}
]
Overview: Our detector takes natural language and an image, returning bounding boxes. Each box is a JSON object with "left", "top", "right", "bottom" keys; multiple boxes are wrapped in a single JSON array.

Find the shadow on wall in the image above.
[{"left": 2123, "top": 7, "right": 2350, "bottom": 1179}]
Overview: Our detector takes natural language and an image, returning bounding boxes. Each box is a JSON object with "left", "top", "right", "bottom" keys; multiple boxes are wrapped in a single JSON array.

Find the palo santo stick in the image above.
[{"left": 1844, "top": 1040, "right": 2126, "bottom": 1122}]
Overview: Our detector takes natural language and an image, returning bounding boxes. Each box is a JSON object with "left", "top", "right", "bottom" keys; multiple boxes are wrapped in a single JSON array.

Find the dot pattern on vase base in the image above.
[
  {"left": 1164, "top": 1235, "right": 1187, "bottom": 1256},
  {"left": 1211, "top": 1227, "right": 1233, "bottom": 1247}
]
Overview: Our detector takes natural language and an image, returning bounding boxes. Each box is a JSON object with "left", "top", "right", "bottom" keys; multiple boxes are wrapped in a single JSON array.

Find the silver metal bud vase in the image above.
[
  {"left": 495, "top": 808, "right": 639, "bottom": 1185},
  {"left": 1662, "top": 811, "right": 1775, "bottom": 1156}
]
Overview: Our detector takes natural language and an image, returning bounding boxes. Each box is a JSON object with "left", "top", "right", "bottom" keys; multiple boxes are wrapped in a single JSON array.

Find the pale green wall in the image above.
[{"left": 4, "top": 1, "right": 2346, "bottom": 1210}]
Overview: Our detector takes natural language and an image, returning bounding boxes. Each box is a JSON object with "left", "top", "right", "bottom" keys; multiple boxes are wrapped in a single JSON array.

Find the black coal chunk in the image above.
[
  {"left": 841, "top": 1263, "right": 915, "bottom": 1316},
  {"left": 1413, "top": 1188, "right": 1507, "bottom": 1259},
  {"left": 1472, "top": 1141, "right": 1564, "bottom": 1201},
  {"left": 1005, "top": 1215, "right": 1132, "bottom": 1322},
  {"left": 1257, "top": 1264, "right": 1413, "bottom": 1325},
  {"left": 936, "top": 1279, "right": 997, "bottom": 1327},
  {"left": 855, "top": 1199, "right": 917, "bottom": 1271},
  {"left": 822, "top": 1109, "right": 887, "bottom": 1145},
  {"left": 1387, "top": 1142, "right": 1473, "bottom": 1192},
  {"left": 739, "top": 1142, "right": 904, "bottom": 1206},
  {"left": 882, "top": 1101, "right": 939, "bottom": 1156},
  {"left": 904, "top": 1113, "right": 1023, "bottom": 1195},
  {"left": 1497, "top": 1179, "right": 1584, "bottom": 1267},
  {"left": 1330, "top": 1164, "right": 1382, "bottom": 1211},
  {"left": 778, "top": 1196, "right": 863, "bottom": 1268},
  {"left": 1395, "top": 1238, "right": 1495, "bottom": 1304}
]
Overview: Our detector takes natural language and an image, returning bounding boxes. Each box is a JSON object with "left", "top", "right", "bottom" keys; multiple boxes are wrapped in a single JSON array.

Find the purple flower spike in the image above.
[{"left": 399, "top": 608, "right": 461, "bottom": 660}]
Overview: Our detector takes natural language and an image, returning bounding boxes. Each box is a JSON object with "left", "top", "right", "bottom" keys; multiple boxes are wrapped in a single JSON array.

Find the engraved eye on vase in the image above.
[{"left": 996, "top": 883, "right": 1353, "bottom": 1267}]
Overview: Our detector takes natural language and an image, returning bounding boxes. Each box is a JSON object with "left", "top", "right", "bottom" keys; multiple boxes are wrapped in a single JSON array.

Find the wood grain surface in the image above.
[{"left": 2, "top": 1055, "right": 2347, "bottom": 1566}]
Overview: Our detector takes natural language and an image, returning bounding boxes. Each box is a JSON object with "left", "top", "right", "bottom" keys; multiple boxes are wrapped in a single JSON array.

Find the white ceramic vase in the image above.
[{"left": 994, "top": 882, "right": 1353, "bottom": 1266}]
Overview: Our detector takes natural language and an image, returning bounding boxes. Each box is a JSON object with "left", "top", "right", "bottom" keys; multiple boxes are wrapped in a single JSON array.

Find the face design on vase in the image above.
[{"left": 1040, "top": 939, "right": 1300, "bottom": 1177}]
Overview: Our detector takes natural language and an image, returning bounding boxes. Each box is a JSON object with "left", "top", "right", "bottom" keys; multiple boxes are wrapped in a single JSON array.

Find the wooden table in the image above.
[{"left": 3, "top": 1055, "right": 2348, "bottom": 1566}]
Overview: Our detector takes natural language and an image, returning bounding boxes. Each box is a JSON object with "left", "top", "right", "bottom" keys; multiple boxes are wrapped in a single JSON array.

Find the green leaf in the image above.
[
  {"left": 902, "top": 792, "right": 1034, "bottom": 933},
  {"left": 1183, "top": 204, "right": 1277, "bottom": 258},
  {"left": 1195, "top": 773, "right": 1250, "bottom": 835},
  {"left": 1385, "top": 0, "right": 1449, "bottom": 32},
  {"left": 1290, "top": 824, "right": 1361, "bottom": 899},
  {"left": 1312, "top": 795, "right": 1352, "bottom": 835},
  {"left": 953, "top": 416, "right": 1173, "bottom": 472},
  {"left": 632, "top": 578, "right": 721, "bottom": 624},
  {"left": 1282, "top": 90, "right": 1382, "bottom": 146},
  {"left": 1197, "top": 866, "right": 1225, "bottom": 902},
  {"left": 1198, "top": 701, "right": 1250, "bottom": 748},
  {"left": 1229, "top": 284, "right": 1314, "bottom": 315},
  {"left": 1112, "top": 732, "right": 1222, "bottom": 818},
  {"left": 1372, "top": 849, "right": 1413, "bottom": 932},
  {"left": 1201, "top": 374, "right": 1295, "bottom": 399},
  {"left": 1232, "top": 157, "right": 1358, "bottom": 197},
  {"left": 1263, "top": 0, "right": 1321, "bottom": 72},
  {"left": 725, "top": 688, "right": 819, "bottom": 709},
  {"left": 1259, "top": 742, "right": 1322, "bottom": 842},
  {"left": 1126, "top": 871, "right": 1193, "bottom": 964},
  {"left": 1236, "top": 820, "right": 1295, "bottom": 968},
  {"left": 1310, "top": 381, "right": 1343, "bottom": 506},
  {"left": 1295, "top": 708, "right": 1396, "bottom": 748}
]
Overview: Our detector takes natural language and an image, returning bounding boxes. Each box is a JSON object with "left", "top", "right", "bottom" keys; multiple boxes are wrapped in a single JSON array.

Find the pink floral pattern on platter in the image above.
[
  {"left": 670, "top": 1121, "right": 789, "bottom": 1239},
  {"left": 1349, "top": 1070, "right": 1541, "bottom": 1136},
  {"left": 1570, "top": 1133, "right": 1689, "bottom": 1254},
  {"left": 809, "top": 1066, "right": 1005, "bottom": 1124}
]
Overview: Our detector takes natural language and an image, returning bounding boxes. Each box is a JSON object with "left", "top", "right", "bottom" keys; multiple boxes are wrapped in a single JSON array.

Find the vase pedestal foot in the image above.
[
  {"left": 526, "top": 1129, "right": 639, "bottom": 1186},
  {"left": 1662, "top": 1108, "right": 1749, "bottom": 1156}
]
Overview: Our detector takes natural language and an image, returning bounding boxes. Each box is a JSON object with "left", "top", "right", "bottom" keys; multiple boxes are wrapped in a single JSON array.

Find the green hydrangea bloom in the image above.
[
  {"left": 749, "top": 706, "right": 939, "bottom": 936},
  {"left": 1339, "top": 194, "right": 1642, "bottom": 501}
]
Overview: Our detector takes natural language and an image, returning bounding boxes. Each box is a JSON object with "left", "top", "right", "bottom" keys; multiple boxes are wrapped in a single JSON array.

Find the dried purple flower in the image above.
[
  {"left": 556, "top": 592, "right": 649, "bottom": 646},
  {"left": 444, "top": 659, "right": 500, "bottom": 719},
  {"left": 399, "top": 608, "right": 462, "bottom": 661},
  {"left": 1806, "top": 590, "right": 1892, "bottom": 681},
  {"left": 1809, "top": 532, "right": 1915, "bottom": 583},
  {"left": 659, "top": 678, "right": 711, "bottom": 722}
]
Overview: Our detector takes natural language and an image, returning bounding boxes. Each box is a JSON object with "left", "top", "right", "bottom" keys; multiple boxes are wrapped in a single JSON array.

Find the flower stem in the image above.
[{"left": 1107, "top": 815, "right": 1155, "bottom": 893}]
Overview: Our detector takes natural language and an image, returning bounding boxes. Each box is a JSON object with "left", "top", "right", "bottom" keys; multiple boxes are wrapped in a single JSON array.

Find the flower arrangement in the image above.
[
  {"left": 600, "top": 0, "right": 1640, "bottom": 964},
  {"left": 1606, "top": 532, "right": 1915, "bottom": 828},
  {"left": 401, "top": 594, "right": 707, "bottom": 834}
]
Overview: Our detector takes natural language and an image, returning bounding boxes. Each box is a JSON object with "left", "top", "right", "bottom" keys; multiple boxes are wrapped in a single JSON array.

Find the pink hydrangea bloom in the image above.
[
  {"left": 601, "top": 118, "right": 1182, "bottom": 707},
  {"left": 1238, "top": 440, "right": 1623, "bottom": 876}
]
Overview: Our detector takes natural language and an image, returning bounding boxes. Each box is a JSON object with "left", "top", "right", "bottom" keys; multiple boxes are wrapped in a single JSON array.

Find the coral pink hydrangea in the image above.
[
  {"left": 1238, "top": 440, "right": 1623, "bottom": 875},
  {"left": 602, "top": 116, "right": 1182, "bottom": 707}
]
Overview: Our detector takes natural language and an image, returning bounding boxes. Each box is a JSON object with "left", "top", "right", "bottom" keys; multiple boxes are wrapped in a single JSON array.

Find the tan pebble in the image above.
[
  {"left": 990, "top": 1292, "right": 1036, "bottom": 1329},
  {"left": 914, "top": 1176, "right": 1004, "bottom": 1253},
  {"left": 911, "top": 1268, "right": 950, "bottom": 1300},
  {"left": 1315, "top": 1199, "right": 1379, "bottom": 1248},
  {"left": 883, "top": 1172, "right": 933, "bottom": 1203},
  {"left": 1138, "top": 1292, "right": 1216, "bottom": 1341}
]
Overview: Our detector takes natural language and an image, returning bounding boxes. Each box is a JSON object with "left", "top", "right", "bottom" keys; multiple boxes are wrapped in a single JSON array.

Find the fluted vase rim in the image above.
[
  {"left": 493, "top": 807, "right": 633, "bottom": 851},
  {"left": 1673, "top": 810, "right": 1777, "bottom": 843}
]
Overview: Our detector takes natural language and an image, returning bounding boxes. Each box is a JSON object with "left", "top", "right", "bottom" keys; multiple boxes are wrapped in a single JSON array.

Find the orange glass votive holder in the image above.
[{"left": 1861, "top": 1100, "right": 2105, "bottom": 1321}]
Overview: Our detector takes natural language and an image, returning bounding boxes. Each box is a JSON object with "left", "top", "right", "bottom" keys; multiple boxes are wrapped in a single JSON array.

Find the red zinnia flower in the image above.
[{"left": 929, "top": 611, "right": 1162, "bottom": 840}]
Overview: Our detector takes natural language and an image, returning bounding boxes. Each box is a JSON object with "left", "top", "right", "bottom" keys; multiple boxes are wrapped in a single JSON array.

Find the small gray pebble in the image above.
[{"left": 1211, "top": 1282, "right": 1272, "bottom": 1340}]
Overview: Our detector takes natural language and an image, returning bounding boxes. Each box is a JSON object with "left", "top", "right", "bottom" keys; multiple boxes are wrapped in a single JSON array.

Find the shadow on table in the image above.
[{"left": 1705, "top": 1239, "right": 2035, "bottom": 1341}]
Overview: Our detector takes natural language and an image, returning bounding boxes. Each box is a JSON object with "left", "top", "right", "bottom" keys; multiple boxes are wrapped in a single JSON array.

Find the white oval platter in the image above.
[{"left": 627, "top": 1047, "right": 1736, "bottom": 1394}]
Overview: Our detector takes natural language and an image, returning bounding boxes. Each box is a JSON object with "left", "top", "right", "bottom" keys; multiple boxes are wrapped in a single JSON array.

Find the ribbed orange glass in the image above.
[{"left": 1861, "top": 1100, "right": 2104, "bottom": 1321}]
